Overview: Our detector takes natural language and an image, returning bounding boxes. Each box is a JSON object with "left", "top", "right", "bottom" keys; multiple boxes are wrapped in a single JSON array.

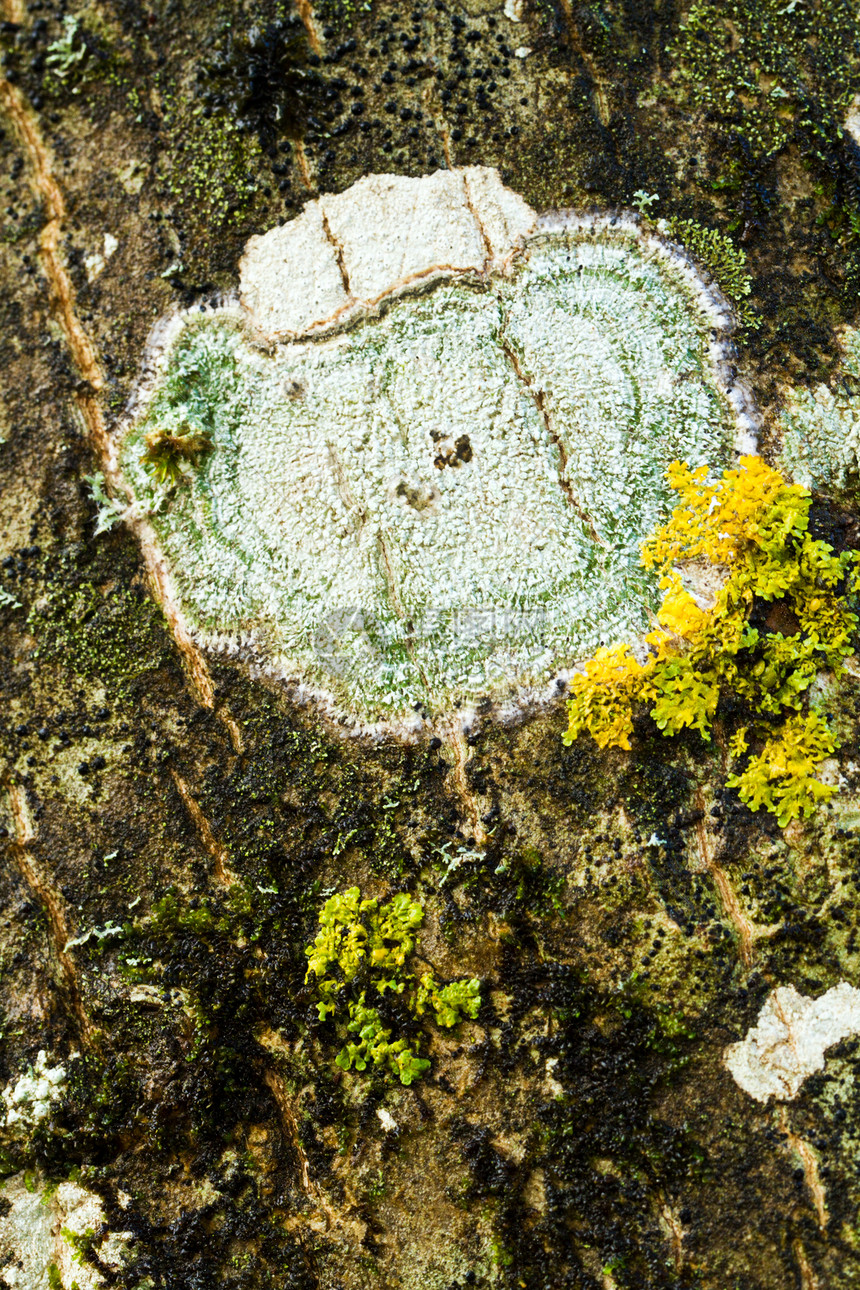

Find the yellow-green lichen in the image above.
[
  {"left": 305, "top": 887, "right": 480, "bottom": 1085},
  {"left": 564, "top": 456, "right": 859, "bottom": 826}
]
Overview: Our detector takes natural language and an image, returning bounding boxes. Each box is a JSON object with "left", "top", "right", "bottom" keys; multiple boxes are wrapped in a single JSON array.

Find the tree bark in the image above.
[{"left": 2, "top": 0, "right": 860, "bottom": 1287}]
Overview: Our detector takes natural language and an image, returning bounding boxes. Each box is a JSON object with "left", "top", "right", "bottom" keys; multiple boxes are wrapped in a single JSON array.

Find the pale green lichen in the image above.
[
  {"left": 44, "top": 17, "right": 88, "bottom": 84},
  {"left": 666, "top": 218, "right": 759, "bottom": 328},
  {"left": 780, "top": 327, "right": 860, "bottom": 489},
  {"left": 1, "top": 1053, "right": 66, "bottom": 1132},
  {"left": 118, "top": 218, "right": 748, "bottom": 727},
  {"left": 84, "top": 472, "right": 125, "bottom": 536}
]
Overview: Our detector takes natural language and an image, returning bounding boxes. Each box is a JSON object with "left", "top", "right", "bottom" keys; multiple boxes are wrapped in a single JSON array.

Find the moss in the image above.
[
  {"left": 28, "top": 561, "right": 172, "bottom": 700},
  {"left": 155, "top": 97, "right": 266, "bottom": 240},
  {"left": 666, "top": 0, "right": 860, "bottom": 295}
]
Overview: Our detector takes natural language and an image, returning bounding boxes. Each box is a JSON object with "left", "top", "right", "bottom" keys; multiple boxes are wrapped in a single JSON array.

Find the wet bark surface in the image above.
[{"left": 2, "top": 0, "right": 860, "bottom": 1287}]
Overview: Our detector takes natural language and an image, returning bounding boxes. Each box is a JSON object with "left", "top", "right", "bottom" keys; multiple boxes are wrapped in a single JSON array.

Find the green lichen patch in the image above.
[{"left": 305, "top": 886, "right": 480, "bottom": 1084}]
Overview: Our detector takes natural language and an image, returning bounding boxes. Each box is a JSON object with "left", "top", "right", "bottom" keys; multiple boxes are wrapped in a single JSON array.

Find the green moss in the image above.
[
  {"left": 156, "top": 101, "right": 265, "bottom": 234},
  {"left": 667, "top": 0, "right": 860, "bottom": 286},
  {"left": 29, "top": 574, "right": 170, "bottom": 698}
]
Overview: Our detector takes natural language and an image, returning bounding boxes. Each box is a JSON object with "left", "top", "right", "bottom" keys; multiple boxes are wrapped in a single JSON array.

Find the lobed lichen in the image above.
[
  {"left": 564, "top": 456, "right": 860, "bottom": 825},
  {"left": 305, "top": 887, "right": 480, "bottom": 1085},
  {"left": 118, "top": 217, "right": 746, "bottom": 728},
  {"left": 666, "top": 217, "right": 758, "bottom": 329}
]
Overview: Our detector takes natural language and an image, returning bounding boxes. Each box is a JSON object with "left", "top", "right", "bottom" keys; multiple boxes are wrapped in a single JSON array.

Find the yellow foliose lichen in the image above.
[{"left": 564, "top": 456, "right": 860, "bottom": 825}]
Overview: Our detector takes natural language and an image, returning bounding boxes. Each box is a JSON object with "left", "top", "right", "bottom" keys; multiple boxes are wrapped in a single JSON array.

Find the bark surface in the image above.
[{"left": 1, "top": 0, "right": 860, "bottom": 1287}]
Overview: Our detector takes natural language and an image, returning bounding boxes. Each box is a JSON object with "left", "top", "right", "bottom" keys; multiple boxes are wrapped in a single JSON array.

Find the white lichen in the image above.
[
  {"left": 1, "top": 1053, "right": 66, "bottom": 1131},
  {"left": 779, "top": 327, "right": 860, "bottom": 489},
  {"left": 115, "top": 167, "right": 757, "bottom": 731},
  {"left": 84, "top": 472, "right": 126, "bottom": 536},
  {"left": 0, "top": 1174, "right": 133, "bottom": 1290},
  {"left": 724, "top": 983, "right": 860, "bottom": 1103}
]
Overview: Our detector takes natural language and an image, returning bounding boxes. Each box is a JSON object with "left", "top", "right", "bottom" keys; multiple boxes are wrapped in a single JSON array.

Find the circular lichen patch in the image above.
[{"left": 117, "top": 172, "right": 752, "bottom": 730}]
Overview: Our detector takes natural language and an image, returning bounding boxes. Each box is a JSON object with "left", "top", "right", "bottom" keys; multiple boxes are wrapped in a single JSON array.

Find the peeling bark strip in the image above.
[
  {"left": 693, "top": 793, "right": 755, "bottom": 966},
  {"left": 495, "top": 323, "right": 606, "bottom": 549},
  {"left": 292, "top": 0, "right": 322, "bottom": 56},
  {"left": 3, "top": 781, "right": 93, "bottom": 1045},
  {"left": 442, "top": 719, "right": 488, "bottom": 848},
  {"left": 780, "top": 1114, "right": 829, "bottom": 1232},
  {"left": 319, "top": 207, "right": 352, "bottom": 297},
  {"left": 292, "top": 139, "right": 314, "bottom": 192},
  {"left": 0, "top": 72, "right": 216, "bottom": 710},
  {"left": 794, "top": 1238, "right": 821, "bottom": 1290}
]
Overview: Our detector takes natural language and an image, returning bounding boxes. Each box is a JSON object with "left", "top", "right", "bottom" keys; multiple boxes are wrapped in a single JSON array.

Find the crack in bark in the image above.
[
  {"left": 293, "top": 0, "right": 322, "bottom": 55},
  {"left": 0, "top": 68, "right": 222, "bottom": 714},
  {"left": 461, "top": 172, "right": 494, "bottom": 265},
  {"left": 326, "top": 442, "right": 367, "bottom": 534},
  {"left": 373, "top": 531, "right": 435, "bottom": 701},
  {"left": 319, "top": 208, "right": 353, "bottom": 298},
  {"left": 170, "top": 771, "right": 235, "bottom": 886},
  {"left": 693, "top": 803, "right": 753, "bottom": 967},
  {"left": 293, "top": 139, "right": 314, "bottom": 192},
  {"left": 159, "top": 781, "right": 336, "bottom": 1235},
  {"left": 554, "top": 0, "right": 611, "bottom": 125},
  {"left": 778, "top": 1104, "right": 825, "bottom": 1233},
  {"left": 436, "top": 719, "right": 488, "bottom": 847},
  {"left": 3, "top": 778, "right": 94, "bottom": 1045},
  {"left": 792, "top": 1237, "right": 820, "bottom": 1290},
  {"left": 374, "top": 530, "right": 406, "bottom": 622},
  {"left": 693, "top": 791, "right": 780, "bottom": 967},
  {"left": 659, "top": 1200, "right": 685, "bottom": 1275},
  {"left": 262, "top": 1066, "right": 337, "bottom": 1229},
  {"left": 779, "top": 1108, "right": 828, "bottom": 1232},
  {"left": 495, "top": 320, "right": 606, "bottom": 548}
]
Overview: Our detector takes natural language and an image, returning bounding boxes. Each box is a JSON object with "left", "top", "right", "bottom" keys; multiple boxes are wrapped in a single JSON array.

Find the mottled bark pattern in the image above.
[{"left": 1, "top": 0, "right": 860, "bottom": 1287}]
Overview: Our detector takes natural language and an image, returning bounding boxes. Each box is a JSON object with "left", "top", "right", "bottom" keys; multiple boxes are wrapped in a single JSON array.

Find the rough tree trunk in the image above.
[{"left": 2, "top": 0, "right": 860, "bottom": 1287}]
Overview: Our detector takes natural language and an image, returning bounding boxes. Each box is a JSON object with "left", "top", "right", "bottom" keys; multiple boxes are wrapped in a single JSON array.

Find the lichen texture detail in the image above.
[
  {"left": 115, "top": 168, "right": 751, "bottom": 729},
  {"left": 780, "top": 326, "right": 860, "bottom": 490},
  {"left": 563, "top": 456, "right": 859, "bottom": 825},
  {"left": 305, "top": 887, "right": 480, "bottom": 1085}
]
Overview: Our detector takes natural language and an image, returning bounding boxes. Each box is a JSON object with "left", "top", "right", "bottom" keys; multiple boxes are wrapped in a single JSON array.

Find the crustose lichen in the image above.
[
  {"left": 563, "top": 456, "right": 860, "bottom": 826},
  {"left": 305, "top": 887, "right": 480, "bottom": 1085}
]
